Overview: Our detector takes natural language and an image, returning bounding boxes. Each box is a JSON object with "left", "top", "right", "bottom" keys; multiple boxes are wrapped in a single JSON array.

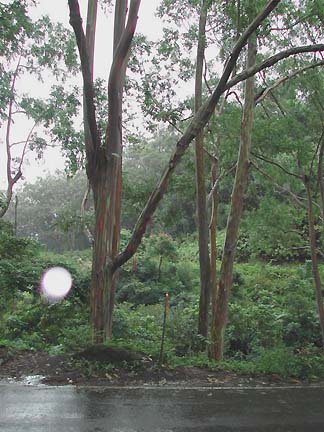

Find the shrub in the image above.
[
  {"left": 112, "top": 303, "right": 165, "bottom": 357},
  {"left": 3, "top": 292, "right": 90, "bottom": 351}
]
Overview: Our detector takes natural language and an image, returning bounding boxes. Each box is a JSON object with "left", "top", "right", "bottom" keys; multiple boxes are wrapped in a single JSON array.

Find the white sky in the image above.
[{"left": 0, "top": 0, "right": 162, "bottom": 188}]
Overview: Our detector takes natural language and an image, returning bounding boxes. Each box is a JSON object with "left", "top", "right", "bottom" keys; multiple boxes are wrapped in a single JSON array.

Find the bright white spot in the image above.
[{"left": 41, "top": 267, "right": 72, "bottom": 302}]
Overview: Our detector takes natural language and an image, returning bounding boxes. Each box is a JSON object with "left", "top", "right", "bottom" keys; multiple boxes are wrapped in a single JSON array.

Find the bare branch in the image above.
[
  {"left": 251, "top": 151, "right": 301, "bottom": 179},
  {"left": 207, "top": 163, "right": 237, "bottom": 202},
  {"left": 226, "top": 90, "right": 243, "bottom": 107},
  {"left": 6, "top": 58, "right": 21, "bottom": 184},
  {"left": 225, "top": 44, "right": 324, "bottom": 92},
  {"left": 255, "top": 60, "right": 324, "bottom": 104},
  {"left": 17, "top": 121, "right": 38, "bottom": 175},
  {"left": 81, "top": 179, "right": 94, "bottom": 245},
  {"left": 251, "top": 160, "right": 305, "bottom": 208}
]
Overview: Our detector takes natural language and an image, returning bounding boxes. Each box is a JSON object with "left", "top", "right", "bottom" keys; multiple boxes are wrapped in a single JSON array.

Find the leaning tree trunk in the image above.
[
  {"left": 210, "top": 34, "right": 257, "bottom": 360},
  {"left": 195, "top": 0, "right": 211, "bottom": 340},
  {"left": 303, "top": 173, "right": 324, "bottom": 347}
]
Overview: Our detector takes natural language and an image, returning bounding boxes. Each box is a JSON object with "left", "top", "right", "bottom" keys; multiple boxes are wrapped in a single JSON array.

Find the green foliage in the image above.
[
  {"left": 117, "top": 232, "right": 197, "bottom": 305},
  {"left": 0, "top": 221, "right": 41, "bottom": 308},
  {"left": 226, "top": 263, "right": 324, "bottom": 356},
  {"left": 0, "top": 0, "right": 33, "bottom": 60},
  {"left": 0, "top": 227, "right": 91, "bottom": 351},
  {"left": 5, "top": 172, "right": 92, "bottom": 252},
  {"left": 248, "top": 346, "right": 324, "bottom": 379},
  {"left": 112, "top": 303, "right": 165, "bottom": 357},
  {"left": 0, "top": 0, "right": 81, "bottom": 215},
  {"left": 112, "top": 298, "right": 204, "bottom": 361},
  {"left": 1, "top": 238, "right": 324, "bottom": 380},
  {"left": 2, "top": 292, "right": 91, "bottom": 352}
]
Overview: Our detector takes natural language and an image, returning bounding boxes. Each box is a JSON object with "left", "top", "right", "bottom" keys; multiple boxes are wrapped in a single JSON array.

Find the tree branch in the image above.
[
  {"left": 17, "top": 122, "right": 38, "bottom": 175},
  {"left": 68, "top": 0, "right": 100, "bottom": 159},
  {"left": 112, "top": 0, "right": 281, "bottom": 271},
  {"left": 225, "top": 44, "right": 324, "bottom": 92},
  {"left": 251, "top": 160, "right": 305, "bottom": 208},
  {"left": 251, "top": 151, "right": 301, "bottom": 179},
  {"left": 207, "top": 163, "right": 237, "bottom": 202},
  {"left": 108, "top": 0, "right": 141, "bottom": 94},
  {"left": 6, "top": 58, "right": 21, "bottom": 185},
  {"left": 255, "top": 60, "right": 324, "bottom": 104}
]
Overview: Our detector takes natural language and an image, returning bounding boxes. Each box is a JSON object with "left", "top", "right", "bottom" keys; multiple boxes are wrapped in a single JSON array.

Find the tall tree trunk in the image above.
[
  {"left": 69, "top": 0, "right": 141, "bottom": 342},
  {"left": 84, "top": 0, "right": 97, "bottom": 168},
  {"left": 102, "top": 0, "right": 128, "bottom": 339},
  {"left": 195, "top": 0, "right": 211, "bottom": 339},
  {"left": 303, "top": 173, "right": 324, "bottom": 346},
  {"left": 317, "top": 129, "right": 324, "bottom": 222},
  {"left": 84, "top": 0, "right": 99, "bottom": 341},
  {"left": 209, "top": 155, "right": 219, "bottom": 357},
  {"left": 91, "top": 168, "right": 109, "bottom": 342},
  {"left": 210, "top": 34, "right": 257, "bottom": 360}
]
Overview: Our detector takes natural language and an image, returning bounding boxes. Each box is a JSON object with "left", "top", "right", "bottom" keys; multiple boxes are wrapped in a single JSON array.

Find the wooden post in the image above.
[{"left": 158, "top": 292, "right": 169, "bottom": 367}]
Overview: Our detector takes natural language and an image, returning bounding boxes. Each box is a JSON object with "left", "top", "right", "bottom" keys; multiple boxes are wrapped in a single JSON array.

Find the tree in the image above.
[
  {"left": 5, "top": 172, "right": 92, "bottom": 251},
  {"left": 69, "top": 0, "right": 142, "bottom": 341},
  {"left": 244, "top": 50, "right": 324, "bottom": 346},
  {"left": 210, "top": 29, "right": 256, "bottom": 360},
  {"left": 0, "top": 0, "right": 80, "bottom": 217},
  {"left": 195, "top": 0, "right": 211, "bottom": 339},
  {"left": 69, "top": 0, "right": 324, "bottom": 343}
]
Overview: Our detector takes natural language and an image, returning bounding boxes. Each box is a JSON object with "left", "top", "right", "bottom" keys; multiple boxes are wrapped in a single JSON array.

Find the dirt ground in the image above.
[{"left": 0, "top": 345, "right": 315, "bottom": 387}]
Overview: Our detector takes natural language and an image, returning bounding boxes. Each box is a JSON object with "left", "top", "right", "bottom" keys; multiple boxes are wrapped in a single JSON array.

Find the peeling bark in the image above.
[
  {"left": 195, "top": 0, "right": 211, "bottom": 339},
  {"left": 317, "top": 130, "right": 324, "bottom": 222},
  {"left": 210, "top": 34, "right": 257, "bottom": 361},
  {"left": 69, "top": 0, "right": 141, "bottom": 342},
  {"left": 209, "top": 155, "right": 219, "bottom": 358},
  {"left": 302, "top": 173, "right": 324, "bottom": 347}
]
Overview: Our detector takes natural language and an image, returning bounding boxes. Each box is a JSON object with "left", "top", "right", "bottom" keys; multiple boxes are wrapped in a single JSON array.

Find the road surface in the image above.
[{"left": 1, "top": 383, "right": 324, "bottom": 431}]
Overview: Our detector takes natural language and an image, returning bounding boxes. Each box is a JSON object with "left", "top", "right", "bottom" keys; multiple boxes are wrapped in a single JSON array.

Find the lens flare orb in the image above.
[{"left": 41, "top": 267, "right": 72, "bottom": 302}]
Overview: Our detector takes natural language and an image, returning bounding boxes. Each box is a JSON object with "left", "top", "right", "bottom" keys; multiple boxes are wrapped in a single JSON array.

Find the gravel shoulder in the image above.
[{"left": 0, "top": 346, "right": 321, "bottom": 388}]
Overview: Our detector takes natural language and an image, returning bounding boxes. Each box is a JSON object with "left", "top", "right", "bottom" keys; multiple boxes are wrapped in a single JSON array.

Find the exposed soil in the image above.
[{"left": 0, "top": 345, "right": 316, "bottom": 387}]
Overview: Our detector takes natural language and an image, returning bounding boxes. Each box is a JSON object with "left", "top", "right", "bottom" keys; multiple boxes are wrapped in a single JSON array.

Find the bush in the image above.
[
  {"left": 112, "top": 303, "right": 165, "bottom": 357},
  {"left": 2, "top": 292, "right": 90, "bottom": 351},
  {"left": 249, "top": 346, "right": 324, "bottom": 379}
]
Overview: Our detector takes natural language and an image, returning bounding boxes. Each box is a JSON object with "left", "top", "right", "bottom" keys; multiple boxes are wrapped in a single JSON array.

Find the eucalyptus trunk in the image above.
[
  {"left": 317, "top": 130, "right": 324, "bottom": 222},
  {"left": 303, "top": 174, "right": 324, "bottom": 347},
  {"left": 210, "top": 35, "right": 257, "bottom": 360},
  {"left": 69, "top": 0, "right": 141, "bottom": 342},
  {"left": 195, "top": 0, "right": 211, "bottom": 339},
  {"left": 102, "top": 0, "right": 128, "bottom": 339},
  {"left": 209, "top": 156, "right": 219, "bottom": 357}
]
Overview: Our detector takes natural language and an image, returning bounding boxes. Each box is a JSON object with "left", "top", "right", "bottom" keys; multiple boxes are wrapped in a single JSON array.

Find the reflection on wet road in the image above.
[{"left": 1, "top": 384, "right": 324, "bottom": 431}]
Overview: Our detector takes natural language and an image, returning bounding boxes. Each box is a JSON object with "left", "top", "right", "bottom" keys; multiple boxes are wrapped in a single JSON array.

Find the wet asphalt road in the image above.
[{"left": 0, "top": 384, "right": 324, "bottom": 431}]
